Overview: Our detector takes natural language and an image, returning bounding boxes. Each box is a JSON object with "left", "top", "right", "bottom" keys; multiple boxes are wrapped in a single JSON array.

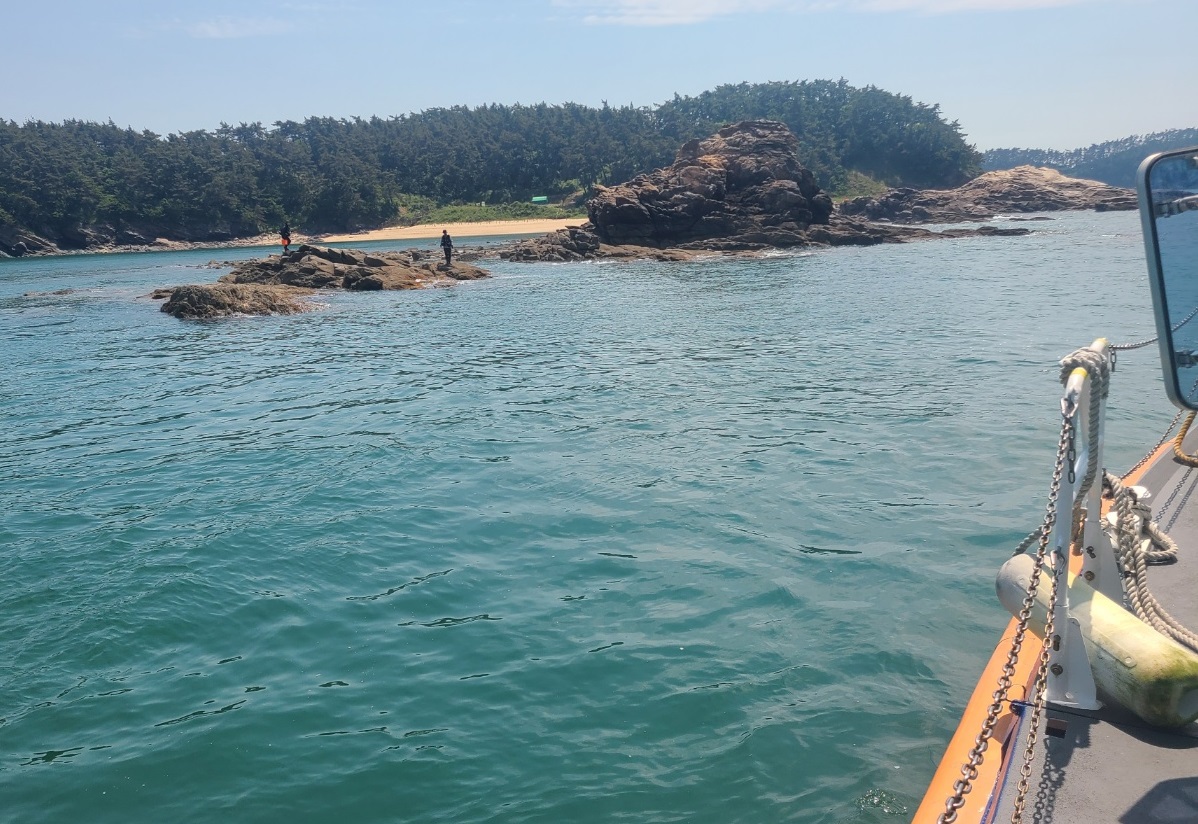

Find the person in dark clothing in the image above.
[
  {"left": 280, "top": 222, "right": 292, "bottom": 254},
  {"left": 440, "top": 230, "right": 453, "bottom": 265}
]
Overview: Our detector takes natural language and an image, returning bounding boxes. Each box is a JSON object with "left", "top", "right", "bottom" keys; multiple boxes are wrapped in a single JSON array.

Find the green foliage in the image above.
[
  {"left": 421, "top": 202, "right": 587, "bottom": 225},
  {"left": 388, "top": 194, "right": 585, "bottom": 226},
  {"left": 651, "top": 79, "right": 980, "bottom": 189},
  {"left": 983, "top": 128, "right": 1198, "bottom": 189},
  {"left": 0, "top": 80, "right": 983, "bottom": 245},
  {"left": 831, "top": 170, "right": 889, "bottom": 201}
]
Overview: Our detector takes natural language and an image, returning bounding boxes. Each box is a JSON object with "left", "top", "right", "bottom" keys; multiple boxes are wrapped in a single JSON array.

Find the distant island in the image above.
[
  {"left": 983, "top": 128, "right": 1198, "bottom": 188},
  {"left": 153, "top": 120, "right": 1139, "bottom": 318},
  {"left": 495, "top": 121, "right": 1132, "bottom": 263},
  {"left": 1, "top": 79, "right": 981, "bottom": 257},
  {"left": 2, "top": 78, "right": 1179, "bottom": 260}
]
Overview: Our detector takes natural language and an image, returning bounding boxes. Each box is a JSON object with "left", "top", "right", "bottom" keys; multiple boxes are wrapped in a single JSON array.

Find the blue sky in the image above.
[{"left": 3, "top": 0, "right": 1194, "bottom": 151}]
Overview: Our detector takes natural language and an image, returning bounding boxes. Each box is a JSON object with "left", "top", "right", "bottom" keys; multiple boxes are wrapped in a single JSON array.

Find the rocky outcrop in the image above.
[
  {"left": 496, "top": 212, "right": 1030, "bottom": 262},
  {"left": 586, "top": 120, "right": 834, "bottom": 247},
  {"left": 0, "top": 223, "right": 55, "bottom": 258},
  {"left": 495, "top": 121, "right": 1039, "bottom": 263},
  {"left": 838, "top": 166, "right": 1137, "bottom": 224},
  {"left": 159, "top": 283, "right": 317, "bottom": 319},
  {"left": 500, "top": 225, "right": 602, "bottom": 262},
  {"left": 156, "top": 244, "right": 490, "bottom": 319},
  {"left": 218, "top": 244, "right": 490, "bottom": 289}
]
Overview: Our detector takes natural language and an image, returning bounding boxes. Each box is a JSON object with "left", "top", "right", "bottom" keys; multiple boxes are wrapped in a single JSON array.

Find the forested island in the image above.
[
  {"left": 0, "top": 79, "right": 981, "bottom": 255},
  {"left": 982, "top": 128, "right": 1198, "bottom": 188}
]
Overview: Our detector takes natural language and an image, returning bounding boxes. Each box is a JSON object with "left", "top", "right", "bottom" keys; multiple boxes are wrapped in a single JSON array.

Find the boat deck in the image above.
[{"left": 991, "top": 442, "right": 1198, "bottom": 823}]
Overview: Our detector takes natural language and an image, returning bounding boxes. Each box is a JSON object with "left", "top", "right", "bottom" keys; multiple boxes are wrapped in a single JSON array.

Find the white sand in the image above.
[{"left": 319, "top": 218, "right": 583, "bottom": 243}]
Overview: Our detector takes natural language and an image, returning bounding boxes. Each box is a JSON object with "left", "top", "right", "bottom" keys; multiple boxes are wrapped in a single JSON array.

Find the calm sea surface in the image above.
[{"left": 0, "top": 213, "right": 1179, "bottom": 823}]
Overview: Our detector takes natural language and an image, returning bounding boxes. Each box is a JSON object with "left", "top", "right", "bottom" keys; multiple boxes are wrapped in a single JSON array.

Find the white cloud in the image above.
[
  {"left": 553, "top": 0, "right": 786, "bottom": 26},
  {"left": 555, "top": 0, "right": 1108, "bottom": 26},
  {"left": 857, "top": 0, "right": 1088, "bottom": 10}
]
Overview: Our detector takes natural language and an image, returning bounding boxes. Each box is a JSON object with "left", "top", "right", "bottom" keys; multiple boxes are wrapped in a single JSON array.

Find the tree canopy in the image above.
[{"left": 0, "top": 79, "right": 983, "bottom": 247}]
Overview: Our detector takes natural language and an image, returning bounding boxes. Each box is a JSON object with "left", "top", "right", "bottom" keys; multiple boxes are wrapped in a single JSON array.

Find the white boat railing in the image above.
[{"left": 1045, "top": 337, "right": 1116, "bottom": 709}]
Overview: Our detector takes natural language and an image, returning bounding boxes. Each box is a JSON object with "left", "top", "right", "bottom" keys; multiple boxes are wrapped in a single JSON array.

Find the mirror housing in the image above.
[{"left": 1138, "top": 146, "right": 1198, "bottom": 409}]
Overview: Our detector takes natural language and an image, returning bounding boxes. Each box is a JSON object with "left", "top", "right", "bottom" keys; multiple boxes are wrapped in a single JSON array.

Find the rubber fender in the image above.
[{"left": 996, "top": 552, "right": 1198, "bottom": 728}]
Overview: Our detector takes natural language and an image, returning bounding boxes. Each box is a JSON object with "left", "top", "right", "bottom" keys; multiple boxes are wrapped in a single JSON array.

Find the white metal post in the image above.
[
  {"left": 1077, "top": 339, "right": 1122, "bottom": 602},
  {"left": 1046, "top": 368, "right": 1100, "bottom": 710}
]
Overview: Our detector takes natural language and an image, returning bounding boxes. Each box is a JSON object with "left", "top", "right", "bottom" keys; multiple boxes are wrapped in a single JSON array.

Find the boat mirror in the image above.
[{"left": 1138, "top": 146, "right": 1198, "bottom": 410}]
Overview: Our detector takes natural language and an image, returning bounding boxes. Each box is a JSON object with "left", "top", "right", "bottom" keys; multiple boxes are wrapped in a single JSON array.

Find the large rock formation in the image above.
[
  {"left": 586, "top": 120, "right": 834, "bottom": 248},
  {"left": 494, "top": 121, "right": 1040, "bottom": 262},
  {"left": 838, "top": 166, "right": 1137, "bottom": 223},
  {"left": 500, "top": 225, "right": 603, "bottom": 262}
]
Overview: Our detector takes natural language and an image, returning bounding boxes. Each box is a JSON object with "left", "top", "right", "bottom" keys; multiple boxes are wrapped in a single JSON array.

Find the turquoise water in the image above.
[{"left": 0, "top": 214, "right": 1178, "bottom": 823}]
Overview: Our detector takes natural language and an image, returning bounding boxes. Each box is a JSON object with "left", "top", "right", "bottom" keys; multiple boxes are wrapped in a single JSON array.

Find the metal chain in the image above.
[
  {"left": 1011, "top": 502, "right": 1066, "bottom": 823},
  {"left": 937, "top": 416, "right": 1073, "bottom": 824},
  {"left": 1111, "top": 336, "right": 1158, "bottom": 352},
  {"left": 1112, "top": 303, "right": 1198, "bottom": 351},
  {"left": 1122, "top": 375, "right": 1198, "bottom": 479},
  {"left": 1125, "top": 408, "right": 1185, "bottom": 478},
  {"left": 1161, "top": 467, "right": 1196, "bottom": 533}
]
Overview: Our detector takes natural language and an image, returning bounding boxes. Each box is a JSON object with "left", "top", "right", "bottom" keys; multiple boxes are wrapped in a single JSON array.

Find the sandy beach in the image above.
[{"left": 319, "top": 218, "right": 583, "bottom": 244}]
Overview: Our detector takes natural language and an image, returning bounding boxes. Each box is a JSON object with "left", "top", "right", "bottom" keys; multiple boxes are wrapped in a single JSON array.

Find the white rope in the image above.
[{"left": 1058, "top": 347, "right": 1110, "bottom": 501}]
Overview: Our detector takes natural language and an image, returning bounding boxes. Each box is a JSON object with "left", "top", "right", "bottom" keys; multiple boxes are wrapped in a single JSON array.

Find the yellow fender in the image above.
[{"left": 996, "top": 552, "right": 1198, "bottom": 727}]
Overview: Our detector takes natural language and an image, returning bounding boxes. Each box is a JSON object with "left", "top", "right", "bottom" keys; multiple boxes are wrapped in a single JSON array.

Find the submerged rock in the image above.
[
  {"left": 160, "top": 283, "right": 317, "bottom": 319},
  {"left": 838, "top": 166, "right": 1137, "bottom": 224}
]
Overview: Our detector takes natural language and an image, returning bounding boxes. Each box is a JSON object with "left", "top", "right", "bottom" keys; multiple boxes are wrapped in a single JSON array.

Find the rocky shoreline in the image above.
[
  {"left": 480, "top": 123, "right": 1134, "bottom": 264},
  {"left": 130, "top": 119, "right": 1142, "bottom": 319},
  {"left": 0, "top": 225, "right": 313, "bottom": 259}
]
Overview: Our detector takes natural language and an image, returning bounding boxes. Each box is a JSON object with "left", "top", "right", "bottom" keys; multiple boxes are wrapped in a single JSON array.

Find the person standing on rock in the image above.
[
  {"left": 280, "top": 222, "right": 292, "bottom": 255},
  {"left": 440, "top": 229, "right": 453, "bottom": 265}
]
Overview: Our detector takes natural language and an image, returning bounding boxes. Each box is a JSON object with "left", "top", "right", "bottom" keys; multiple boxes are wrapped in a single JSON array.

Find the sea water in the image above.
[{"left": 0, "top": 212, "right": 1178, "bottom": 823}]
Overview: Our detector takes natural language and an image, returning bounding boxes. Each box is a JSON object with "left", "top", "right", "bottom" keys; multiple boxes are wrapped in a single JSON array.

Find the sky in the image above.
[{"left": 2, "top": 0, "right": 1195, "bottom": 151}]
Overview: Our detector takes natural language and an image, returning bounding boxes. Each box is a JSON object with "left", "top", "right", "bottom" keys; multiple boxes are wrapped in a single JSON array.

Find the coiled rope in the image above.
[
  {"left": 1172, "top": 412, "right": 1198, "bottom": 466},
  {"left": 1058, "top": 344, "right": 1198, "bottom": 651},
  {"left": 1058, "top": 346, "right": 1111, "bottom": 499},
  {"left": 1104, "top": 472, "right": 1198, "bottom": 653}
]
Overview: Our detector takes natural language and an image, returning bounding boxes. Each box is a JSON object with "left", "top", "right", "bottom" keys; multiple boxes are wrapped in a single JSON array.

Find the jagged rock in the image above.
[
  {"left": 838, "top": 166, "right": 1136, "bottom": 223},
  {"left": 0, "top": 223, "right": 54, "bottom": 257},
  {"left": 159, "top": 283, "right": 316, "bottom": 319},
  {"left": 219, "top": 244, "right": 490, "bottom": 290},
  {"left": 154, "top": 244, "right": 490, "bottom": 320},
  {"left": 587, "top": 120, "right": 833, "bottom": 247},
  {"left": 494, "top": 120, "right": 1034, "bottom": 261},
  {"left": 116, "top": 229, "right": 155, "bottom": 246},
  {"left": 501, "top": 224, "right": 602, "bottom": 262}
]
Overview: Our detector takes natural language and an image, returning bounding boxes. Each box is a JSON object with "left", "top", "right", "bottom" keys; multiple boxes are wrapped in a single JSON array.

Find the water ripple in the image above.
[{"left": 0, "top": 213, "right": 1180, "bottom": 823}]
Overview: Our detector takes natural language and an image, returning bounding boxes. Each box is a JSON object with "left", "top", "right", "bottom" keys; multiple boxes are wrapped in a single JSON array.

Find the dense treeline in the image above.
[
  {"left": 982, "top": 128, "right": 1198, "bottom": 189},
  {"left": 0, "top": 79, "right": 982, "bottom": 248}
]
